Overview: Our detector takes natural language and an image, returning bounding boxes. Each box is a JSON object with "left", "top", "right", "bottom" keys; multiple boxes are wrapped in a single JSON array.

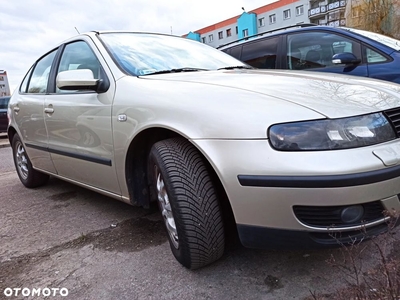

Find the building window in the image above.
[
  {"left": 328, "top": 11, "right": 340, "bottom": 21},
  {"left": 218, "top": 31, "right": 223, "bottom": 39},
  {"left": 226, "top": 28, "right": 232, "bottom": 37},
  {"left": 284, "top": 9, "right": 291, "bottom": 20},
  {"left": 209, "top": 34, "right": 213, "bottom": 42},
  {"left": 258, "top": 17, "right": 265, "bottom": 27},
  {"left": 236, "top": 26, "right": 239, "bottom": 34},
  {"left": 296, "top": 5, "right": 304, "bottom": 16},
  {"left": 201, "top": 37, "right": 206, "bottom": 43},
  {"left": 352, "top": 6, "right": 360, "bottom": 18},
  {"left": 269, "top": 14, "right": 276, "bottom": 24},
  {"left": 243, "top": 29, "right": 249, "bottom": 37}
]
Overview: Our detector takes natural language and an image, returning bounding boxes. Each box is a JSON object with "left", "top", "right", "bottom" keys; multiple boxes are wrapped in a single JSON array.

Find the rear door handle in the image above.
[{"left": 44, "top": 107, "right": 54, "bottom": 114}]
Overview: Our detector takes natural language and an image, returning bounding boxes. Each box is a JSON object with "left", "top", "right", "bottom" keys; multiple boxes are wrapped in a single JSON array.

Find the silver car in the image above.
[{"left": 7, "top": 31, "right": 400, "bottom": 269}]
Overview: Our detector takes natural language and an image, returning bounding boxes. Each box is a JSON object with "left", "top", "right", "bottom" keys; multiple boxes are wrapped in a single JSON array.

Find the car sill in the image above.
[{"left": 26, "top": 143, "right": 112, "bottom": 166}]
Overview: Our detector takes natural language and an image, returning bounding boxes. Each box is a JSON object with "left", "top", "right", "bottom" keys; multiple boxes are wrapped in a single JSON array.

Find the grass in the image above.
[{"left": 309, "top": 211, "right": 400, "bottom": 300}]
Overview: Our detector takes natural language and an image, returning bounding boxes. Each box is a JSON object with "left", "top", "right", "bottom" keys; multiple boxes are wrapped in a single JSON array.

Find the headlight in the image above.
[{"left": 268, "top": 113, "right": 396, "bottom": 151}]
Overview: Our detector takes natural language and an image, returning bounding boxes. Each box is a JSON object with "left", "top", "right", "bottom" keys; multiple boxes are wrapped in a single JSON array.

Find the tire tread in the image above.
[{"left": 150, "top": 138, "right": 225, "bottom": 269}]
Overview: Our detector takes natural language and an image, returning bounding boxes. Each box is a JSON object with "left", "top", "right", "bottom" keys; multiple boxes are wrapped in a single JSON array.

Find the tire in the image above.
[
  {"left": 148, "top": 138, "right": 225, "bottom": 269},
  {"left": 12, "top": 134, "right": 49, "bottom": 188}
]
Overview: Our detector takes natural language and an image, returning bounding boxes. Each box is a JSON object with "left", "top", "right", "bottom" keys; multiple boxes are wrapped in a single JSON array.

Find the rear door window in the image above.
[
  {"left": 241, "top": 37, "right": 279, "bottom": 69},
  {"left": 227, "top": 46, "right": 242, "bottom": 60},
  {"left": 27, "top": 50, "right": 58, "bottom": 94},
  {"left": 20, "top": 66, "right": 33, "bottom": 94}
]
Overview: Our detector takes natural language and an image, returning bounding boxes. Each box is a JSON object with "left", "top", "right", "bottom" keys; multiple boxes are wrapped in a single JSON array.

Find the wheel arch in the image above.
[
  {"left": 125, "top": 127, "right": 178, "bottom": 208},
  {"left": 124, "top": 127, "right": 237, "bottom": 232},
  {"left": 7, "top": 126, "right": 17, "bottom": 145}
]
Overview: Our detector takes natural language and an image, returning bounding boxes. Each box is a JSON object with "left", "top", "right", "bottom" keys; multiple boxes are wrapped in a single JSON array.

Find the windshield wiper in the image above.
[
  {"left": 145, "top": 68, "right": 209, "bottom": 75},
  {"left": 217, "top": 66, "right": 254, "bottom": 70}
]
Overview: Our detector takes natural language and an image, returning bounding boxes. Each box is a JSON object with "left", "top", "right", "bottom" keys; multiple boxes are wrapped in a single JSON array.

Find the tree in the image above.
[{"left": 346, "top": 0, "right": 400, "bottom": 39}]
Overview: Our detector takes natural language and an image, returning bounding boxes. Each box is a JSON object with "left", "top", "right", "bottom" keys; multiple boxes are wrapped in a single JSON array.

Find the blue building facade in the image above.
[
  {"left": 237, "top": 12, "right": 258, "bottom": 39},
  {"left": 185, "top": 0, "right": 310, "bottom": 48}
]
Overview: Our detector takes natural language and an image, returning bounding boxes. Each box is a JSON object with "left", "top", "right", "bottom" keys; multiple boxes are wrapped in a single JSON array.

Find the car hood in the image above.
[
  {"left": 140, "top": 69, "right": 400, "bottom": 119},
  {"left": 114, "top": 69, "right": 400, "bottom": 139}
]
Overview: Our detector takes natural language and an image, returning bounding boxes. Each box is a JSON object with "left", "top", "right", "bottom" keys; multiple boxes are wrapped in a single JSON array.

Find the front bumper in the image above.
[
  {"left": 192, "top": 139, "right": 400, "bottom": 248},
  {"left": 237, "top": 222, "right": 392, "bottom": 249}
]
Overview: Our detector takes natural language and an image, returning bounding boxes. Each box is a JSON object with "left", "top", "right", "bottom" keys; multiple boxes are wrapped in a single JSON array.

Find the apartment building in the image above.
[
  {"left": 185, "top": 0, "right": 348, "bottom": 48},
  {"left": 309, "top": 0, "right": 346, "bottom": 27},
  {"left": 0, "top": 70, "right": 10, "bottom": 96}
]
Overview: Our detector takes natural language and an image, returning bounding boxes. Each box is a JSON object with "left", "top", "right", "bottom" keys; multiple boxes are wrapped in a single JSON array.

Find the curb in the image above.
[
  {"left": 0, "top": 134, "right": 10, "bottom": 148},
  {"left": 0, "top": 142, "right": 10, "bottom": 148}
]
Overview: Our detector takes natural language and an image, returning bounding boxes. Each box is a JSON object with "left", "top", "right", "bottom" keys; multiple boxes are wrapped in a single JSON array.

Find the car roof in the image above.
[
  {"left": 60, "top": 31, "right": 191, "bottom": 47},
  {"left": 217, "top": 23, "right": 318, "bottom": 49},
  {"left": 217, "top": 24, "right": 397, "bottom": 54}
]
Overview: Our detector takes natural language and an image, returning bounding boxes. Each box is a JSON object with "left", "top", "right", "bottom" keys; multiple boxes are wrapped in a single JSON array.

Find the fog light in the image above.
[{"left": 341, "top": 205, "right": 364, "bottom": 224}]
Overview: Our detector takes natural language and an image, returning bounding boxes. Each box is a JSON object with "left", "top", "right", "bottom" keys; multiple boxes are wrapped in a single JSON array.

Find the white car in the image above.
[{"left": 7, "top": 31, "right": 400, "bottom": 269}]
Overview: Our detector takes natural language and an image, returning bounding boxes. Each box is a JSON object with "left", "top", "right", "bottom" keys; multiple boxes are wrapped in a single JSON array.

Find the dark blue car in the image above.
[
  {"left": 219, "top": 24, "right": 400, "bottom": 83},
  {"left": 0, "top": 96, "right": 10, "bottom": 133}
]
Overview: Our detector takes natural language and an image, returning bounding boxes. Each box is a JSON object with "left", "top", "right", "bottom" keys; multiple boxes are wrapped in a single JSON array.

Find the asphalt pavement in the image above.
[
  {"left": 0, "top": 133, "right": 9, "bottom": 149},
  {"left": 0, "top": 145, "right": 399, "bottom": 299}
]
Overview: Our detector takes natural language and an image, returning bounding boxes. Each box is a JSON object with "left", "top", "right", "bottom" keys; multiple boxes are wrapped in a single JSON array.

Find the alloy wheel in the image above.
[
  {"left": 155, "top": 166, "right": 179, "bottom": 249},
  {"left": 15, "top": 142, "right": 29, "bottom": 180}
]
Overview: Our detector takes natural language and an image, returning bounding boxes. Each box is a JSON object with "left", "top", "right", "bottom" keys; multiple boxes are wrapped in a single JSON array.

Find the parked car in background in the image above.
[
  {"left": 7, "top": 31, "right": 400, "bottom": 269},
  {"left": 0, "top": 96, "right": 11, "bottom": 133},
  {"left": 219, "top": 24, "right": 400, "bottom": 83}
]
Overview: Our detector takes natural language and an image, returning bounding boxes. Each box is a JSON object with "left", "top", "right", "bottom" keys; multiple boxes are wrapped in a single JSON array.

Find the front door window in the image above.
[{"left": 287, "top": 31, "right": 362, "bottom": 70}]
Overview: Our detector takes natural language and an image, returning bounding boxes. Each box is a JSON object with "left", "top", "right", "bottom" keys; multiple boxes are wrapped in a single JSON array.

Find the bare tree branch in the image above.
[{"left": 346, "top": 0, "right": 400, "bottom": 38}]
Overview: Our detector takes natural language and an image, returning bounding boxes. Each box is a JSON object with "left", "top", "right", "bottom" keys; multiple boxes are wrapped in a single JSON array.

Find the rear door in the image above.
[{"left": 13, "top": 50, "right": 59, "bottom": 173}]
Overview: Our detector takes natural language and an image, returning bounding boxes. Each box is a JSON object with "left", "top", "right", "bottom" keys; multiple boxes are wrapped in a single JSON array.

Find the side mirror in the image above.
[
  {"left": 56, "top": 69, "right": 99, "bottom": 91},
  {"left": 332, "top": 52, "right": 361, "bottom": 65}
]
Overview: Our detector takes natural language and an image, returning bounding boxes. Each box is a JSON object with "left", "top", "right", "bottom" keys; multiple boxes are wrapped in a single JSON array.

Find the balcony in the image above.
[
  {"left": 328, "top": 19, "right": 346, "bottom": 27},
  {"left": 327, "top": 0, "right": 346, "bottom": 11},
  {"left": 308, "top": 5, "right": 327, "bottom": 18}
]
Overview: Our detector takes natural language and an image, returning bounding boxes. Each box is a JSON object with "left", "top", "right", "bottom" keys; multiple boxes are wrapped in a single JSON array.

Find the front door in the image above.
[
  {"left": 44, "top": 40, "right": 120, "bottom": 194},
  {"left": 285, "top": 30, "right": 369, "bottom": 78}
]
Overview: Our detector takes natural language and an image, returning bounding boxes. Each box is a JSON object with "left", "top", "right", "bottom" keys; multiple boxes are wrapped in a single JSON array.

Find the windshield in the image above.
[
  {"left": 99, "top": 33, "right": 247, "bottom": 76},
  {"left": 344, "top": 27, "right": 400, "bottom": 51}
]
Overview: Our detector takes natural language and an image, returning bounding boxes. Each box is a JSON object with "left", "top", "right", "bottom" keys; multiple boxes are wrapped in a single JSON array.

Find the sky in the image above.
[{"left": 0, "top": 0, "right": 276, "bottom": 93}]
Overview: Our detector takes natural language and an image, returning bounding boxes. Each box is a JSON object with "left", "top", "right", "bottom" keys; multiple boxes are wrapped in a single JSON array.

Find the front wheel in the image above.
[
  {"left": 12, "top": 134, "right": 49, "bottom": 188},
  {"left": 148, "top": 138, "right": 225, "bottom": 269}
]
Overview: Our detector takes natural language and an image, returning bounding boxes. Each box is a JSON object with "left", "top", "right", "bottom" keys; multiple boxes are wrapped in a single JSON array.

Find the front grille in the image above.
[
  {"left": 293, "top": 201, "right": 385, "bottom": 228},
  {"left": 384, "top": 107, "right": 400, "bottom": 137}
]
